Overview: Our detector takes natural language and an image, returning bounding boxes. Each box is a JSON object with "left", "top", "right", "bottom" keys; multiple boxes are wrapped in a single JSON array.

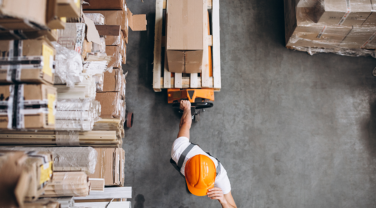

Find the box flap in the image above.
[
  {"left": 83, "top": 15, "right": 101, "bottom": 45},
  {"left": 127, "top": 8, "right": 147, "bottom": 31}
]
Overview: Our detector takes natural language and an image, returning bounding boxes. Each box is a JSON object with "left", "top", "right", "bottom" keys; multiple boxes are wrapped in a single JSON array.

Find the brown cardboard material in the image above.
[
  {"left": 363, "top": 12, "right": 376, "bottom": 26},
  {"left": 103, "top": 69, "right": 124, "bottom": 92},
  {"left": 0, "top": 151, "right": 53, "bottom": 204},
  {"left": 105, "top": 31, "right": 124, "bottom": 46},
  {"left": 0, "top": 37, "right": 55, "bottom": 84},
  {"left": 340, "top": 26, "right": 376, "bottom": 49},
  {"left": 166, "top": 0, "right": 204, "bottom": 73},
  {"left": 127, "top": 8, "right": 147, "bottom": 31},
  {"left": 82, "top": 0, "right": 125, "bottom": 10},
  {"left": 286, "top": 25, "right": 352, "bottom": 48},
  {"left": 89, "top": 148, "right": 123, "bottom": 186},
  {"left": 314, "top": 0, "right": 372, "bottom": 26},
  {"left": 0, "top": 152, "right": 30, "bottom": 207},
  {"left": 96, "top": 92, "right": 123, "bottom": 119},
  {"left": 106, "top": 45, "right": 122, "bottom": 69},
  {"left": 0, "top": 0, "right": 47, "bottom": 28},
  {"left": 57, "top": 0, "right": 81, "bottom": 18},
  {"left": 82, "top": 39, "right": 93, "bottom": 60},
  {"left": 363, "top": 0, "right": 376, "bottom": 26},
  {"left": 57, "top": 23, "right": 86, "bottom": 55},
  {"left": 47, "top": 0, "right": 66, "bottom": 29},
  {"left": 84, "top": 10, "right": 128, "bottom": 36},
  {"left": 19, "top": 84, "right": 57, "bottom": 129}
]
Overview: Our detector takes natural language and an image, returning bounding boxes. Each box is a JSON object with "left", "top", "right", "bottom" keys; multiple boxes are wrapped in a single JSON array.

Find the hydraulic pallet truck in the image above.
[
  {"left": 168, "top": 89, "right": 215, "bottom": 122},
  {"left": 153, "top": 1, "right": 221, "bottom": 121}
]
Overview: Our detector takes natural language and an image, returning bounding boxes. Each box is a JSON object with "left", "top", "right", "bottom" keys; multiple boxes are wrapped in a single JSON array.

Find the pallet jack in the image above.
[
  {"left": 168, "top": 89, "right": 215, "bottom": 122},
  {"left": 165, "top": 11, "right": 217, "bottom": 122}
]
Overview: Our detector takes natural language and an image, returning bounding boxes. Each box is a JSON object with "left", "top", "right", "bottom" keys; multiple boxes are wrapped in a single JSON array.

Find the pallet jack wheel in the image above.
[{"left": 126, "top": 112, "right": 133, "bottom": 128}]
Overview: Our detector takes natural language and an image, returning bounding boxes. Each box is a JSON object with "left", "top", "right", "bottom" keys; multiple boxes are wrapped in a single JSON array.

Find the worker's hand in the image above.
[
  {"left": 207, "top": 187, "right": 227, "bottom": 205},
  {"left": 180, "top": 100, "right": 191, "bottom": 111}
]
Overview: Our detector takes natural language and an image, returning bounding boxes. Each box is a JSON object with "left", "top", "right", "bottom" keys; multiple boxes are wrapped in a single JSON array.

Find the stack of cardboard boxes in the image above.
[
  {"left": 284, "top": 0, "right": 376, "bottom": 56},
  {"left": 0, "top": 0, "right": 143, "bottom": 206}
]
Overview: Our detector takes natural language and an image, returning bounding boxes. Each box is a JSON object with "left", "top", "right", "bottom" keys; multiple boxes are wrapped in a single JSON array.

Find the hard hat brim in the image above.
[{"left": 185, "top": 177, "right": 213, "bottom": 197}]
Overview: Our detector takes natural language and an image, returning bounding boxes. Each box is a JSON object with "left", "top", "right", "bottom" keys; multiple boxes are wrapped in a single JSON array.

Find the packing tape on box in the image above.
[
  {"left": 0, "top": 40, "right": 54, "bottom": 82},
  {"left": 361, "top": 31, "right": 376, "bottom": 48},
  {"left": 55, "top": 131, "right": 80, "bottom": 146},
  {"left": 338, "top": 0, "right": 351, "bottom": 26},
  {"left": 0, "top": 85, "right": 15, "bottom": 129},
  {"left": 15, "top": 85, "right": 56, "bottom": 129}
]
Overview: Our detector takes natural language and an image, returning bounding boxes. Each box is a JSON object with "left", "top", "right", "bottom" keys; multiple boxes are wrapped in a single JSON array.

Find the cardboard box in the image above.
[
  {"left": 0, "top": 37, "right": 55, "bottom": 84},
  {"left": 287, "top": 25, "right": 352, "bottom": 48},
  {"left": 166, "top": 0, "right": 204, "bottom": 73},
  {"left": 17, "top": 151, "right": 53, "bottom": 201},
  {"left": 47, "top": 0, "right": 66, "bottom": 29},
  {"left": 57, "top": 23, "right": 86, "bottom": 55},
  {"left": 0, "top": 0, "right": 47, "bottom": 29},
  {"left": 0, "top": 151, "right": 53, "bottom": 205},
  {"left": 340, "top": 26, "right": 376, "bottom": 49},
  {"left": 313, "top": 0, "right": 371, "bottom": 26},
  {"left": 16, "top": 84, "right": 57, "bottom": 129},
  {"left": 89, "top": 148, "right": 125, "bottom": 186},
  {"left": 0, "top": 152, "right": 31, "bottom": 207},
  {"left": 96, "top": 91, "right": 123, "bottom": 119},
  {"left": 84, "top": 13, "right": 105, "bottom": 25},
  {"left": 103, "top": 69, "right": 124, "bottom": 92},
  {"left": 105, "top": 31, "right": 124, "bottom": 46},
  {"left": 0, "top": 85, "right": 15, "bottom": 130},
  {"left": 106, "top": 45, "right": 122, "bottom": 69},
  {"left": 127, "top": 8, "right": 147, "bottom": 32},
  {"left": 82, "top": 39, "right": 93, "bottom": 60},
  {"left": 84, "top": 10, "right": 127, "bottom": 36},
  {"left": 82, "top": 0, "right": 126, "bottom": 10},
  {"left": 57, "top": 0, "right": 81, "bottom": 18}
]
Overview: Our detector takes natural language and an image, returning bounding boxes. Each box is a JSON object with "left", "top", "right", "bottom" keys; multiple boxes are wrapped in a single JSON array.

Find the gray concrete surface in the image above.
[{"left": 123, "top": 0, "right": 376, "bottom": 207}]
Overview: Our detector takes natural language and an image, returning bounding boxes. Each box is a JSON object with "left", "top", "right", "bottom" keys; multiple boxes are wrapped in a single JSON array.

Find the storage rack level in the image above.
[{"left": 153, "top": 0, "right": 221, "bottom": 92}]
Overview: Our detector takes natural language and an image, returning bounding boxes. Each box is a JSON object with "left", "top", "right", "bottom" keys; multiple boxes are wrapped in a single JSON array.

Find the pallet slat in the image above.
[
  {"left": 212, "top": 0, "right": 221, "bottom": 90},
  {"left": 153, "top": 0, "right": 164, "bottom": 91},
  {"left": 201, "top": 0, "right": 210, "bottom": 88}
]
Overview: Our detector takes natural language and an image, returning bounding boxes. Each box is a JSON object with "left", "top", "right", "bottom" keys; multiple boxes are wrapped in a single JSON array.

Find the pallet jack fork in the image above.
[{"left": 168, "top": 89, "right": 215, "bottom": 122}]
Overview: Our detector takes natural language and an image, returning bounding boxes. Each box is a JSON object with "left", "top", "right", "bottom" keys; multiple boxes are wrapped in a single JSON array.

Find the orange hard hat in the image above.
[{"left": 185, "top": 154, "right": 216, "bottom": 196}]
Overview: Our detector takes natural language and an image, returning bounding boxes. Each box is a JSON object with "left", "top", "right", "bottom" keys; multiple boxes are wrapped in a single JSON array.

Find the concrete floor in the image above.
[{"left": 123, "top": 0, "right": 376, "bottom": 207}]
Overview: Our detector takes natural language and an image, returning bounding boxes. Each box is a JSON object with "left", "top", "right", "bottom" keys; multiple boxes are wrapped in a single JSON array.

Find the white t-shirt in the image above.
[{"left": 171, "top": 137, "right": 232, "bottom": 194}]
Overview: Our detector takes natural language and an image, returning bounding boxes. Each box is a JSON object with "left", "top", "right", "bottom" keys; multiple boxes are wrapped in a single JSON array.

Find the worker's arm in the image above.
[
  {"left": 207, "top": 188, "right": 237, "bottom": 208},
  {"left": 177, "top": 100, "right": 192, "bottom": 139}
]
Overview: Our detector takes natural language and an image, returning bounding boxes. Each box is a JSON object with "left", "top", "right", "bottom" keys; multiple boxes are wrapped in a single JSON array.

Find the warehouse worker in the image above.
[{"left": 170, "top": 100, "right": 237, "bottom": 208}]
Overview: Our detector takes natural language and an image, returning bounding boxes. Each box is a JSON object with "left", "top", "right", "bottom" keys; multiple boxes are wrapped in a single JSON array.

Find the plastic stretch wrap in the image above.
[
  {"left": 94, "top": 74, "right": 104, "bottom": 92},
  {"left": 52, "top": 42, "right": 83, "bottom": 87},
  {"left": 56, "top": 74, "right": 97, "bottom": 100},
  {"left": 44, "top": 172, "right": 90, "bottom": 197},
  {"left": 83, "top": 61, "right": 108, "bottom": 75},
  {"left": 56, "top": 131, "right": 80, "bottom": 146},
  {"left": 284, "top": 0, "right": 376, "bottom": 57},
  {"left": 92, "top": 37, "right": 106, "bottom": 53},
  {"left": 84, "top": 13, "right": 105, "bottom": 25},
  {"left": 55, "top": 99, "right": 101, "bottom": 131},
  {"left": 106, "top": 46, "right": 122, "bottom": 70},
  {"left": 0, "top": 147, "right": 98, "bottom": 174}
]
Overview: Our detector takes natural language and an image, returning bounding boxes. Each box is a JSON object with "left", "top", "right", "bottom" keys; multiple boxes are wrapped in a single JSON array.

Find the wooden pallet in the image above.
[{"left": 153, "top": 0, "right": 221, "bottom": 92}]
